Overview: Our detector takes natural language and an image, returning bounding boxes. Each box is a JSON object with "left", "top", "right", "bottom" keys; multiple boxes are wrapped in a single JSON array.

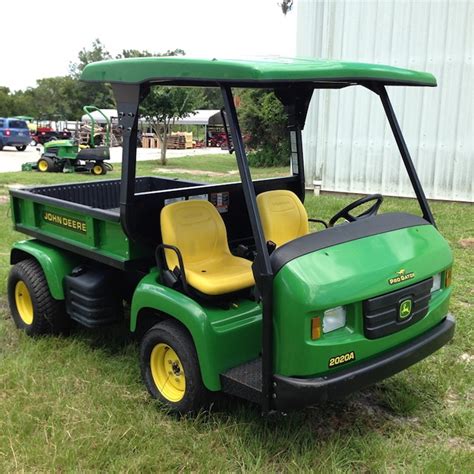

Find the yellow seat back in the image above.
[
  {"left": 160, "top": 200, "right": 231, "bottom": 269},
  {"left": 256, "top": 190, "right": 309, "bottom": 247}
]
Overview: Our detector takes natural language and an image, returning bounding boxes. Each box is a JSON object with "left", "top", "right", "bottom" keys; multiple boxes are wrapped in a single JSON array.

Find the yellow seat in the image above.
[
  {"left": 160, "top": 200, "right": 255, "bottom": 296},
  {"left": 256, "top": 190, "right": 309, "bottom": 247}
]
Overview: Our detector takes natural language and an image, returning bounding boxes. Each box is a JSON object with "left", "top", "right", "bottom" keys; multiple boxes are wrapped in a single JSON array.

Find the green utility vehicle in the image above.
[
  {"left": 36, "top": 106, "right": 111, "bottom": 175},
  {"left": 8, "top": 57, "right": 454, "bottom": 414}
]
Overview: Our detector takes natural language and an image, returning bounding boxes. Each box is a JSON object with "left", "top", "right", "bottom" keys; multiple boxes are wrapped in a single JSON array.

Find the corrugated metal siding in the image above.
[{"left": 297, "top": 0, "right": 473, "bottom": 202}]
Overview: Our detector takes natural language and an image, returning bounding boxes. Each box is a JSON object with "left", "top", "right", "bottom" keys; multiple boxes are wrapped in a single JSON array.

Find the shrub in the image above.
[{"left": 247, "top": 144, "right": 290, "bottom": 168}]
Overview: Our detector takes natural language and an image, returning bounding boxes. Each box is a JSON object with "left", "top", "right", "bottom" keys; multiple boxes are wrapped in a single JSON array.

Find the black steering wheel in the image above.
[{"left": 329, "top": 194, "right": 384, "bottom": 227}]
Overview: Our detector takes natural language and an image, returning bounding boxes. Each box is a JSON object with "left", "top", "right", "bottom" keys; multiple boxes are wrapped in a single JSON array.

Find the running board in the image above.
[{"left": 220, "top": 358, "right": 262, "bottom": 403}]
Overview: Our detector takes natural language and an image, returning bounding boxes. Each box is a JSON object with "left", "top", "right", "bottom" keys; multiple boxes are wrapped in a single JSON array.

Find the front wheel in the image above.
[
  {"left": 140, "top": 320, "right": 210, "bottom": 414},
  {"left": 16, "top": 145, "right": 27, "bottom": 151},
  {"left": 91, "top": 161, "right": 106, "bottom": 176},
  {"left": 8, "top": 259, "right": 69, "bottom": 336},
  {"left": 37, "top": 156, "right": 54, "bottom": 172}
]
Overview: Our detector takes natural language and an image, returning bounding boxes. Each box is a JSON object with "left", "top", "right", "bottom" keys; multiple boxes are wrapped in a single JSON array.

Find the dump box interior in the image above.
[{"left": 10, "top": 175, "right": 300, "bottom": 270}]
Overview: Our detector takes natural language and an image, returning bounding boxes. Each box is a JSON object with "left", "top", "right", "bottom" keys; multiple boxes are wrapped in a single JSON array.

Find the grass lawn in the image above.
[{"left": 0, "top": 155, "right": 472, "bottom": 471}]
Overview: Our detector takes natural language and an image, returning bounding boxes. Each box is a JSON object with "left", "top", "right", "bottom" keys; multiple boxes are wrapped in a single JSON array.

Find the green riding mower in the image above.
[{"left": 34, "top": 106, "right": 113, "bottom": 176}]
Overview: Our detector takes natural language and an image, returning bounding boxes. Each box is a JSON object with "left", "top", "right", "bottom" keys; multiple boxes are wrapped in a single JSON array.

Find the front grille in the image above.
[{"left": 363, "top": 278, "right": 433, "bottom": 339}]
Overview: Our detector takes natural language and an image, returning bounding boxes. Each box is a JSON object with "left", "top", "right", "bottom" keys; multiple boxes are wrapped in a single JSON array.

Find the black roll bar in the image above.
[
  {"left": 112, "top": 83, "right": 143, "bottom": 239},
  {"left": 221, "top": 85, "right": 275, "bottom": 413},
  {"left": 368, "top": 83, "right": 436, "bottom": 226}
]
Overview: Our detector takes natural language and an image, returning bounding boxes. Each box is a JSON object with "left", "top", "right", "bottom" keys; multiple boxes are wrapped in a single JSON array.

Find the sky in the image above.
[{"left": 1, "top": 0, "right": 296, "bottom": 91}]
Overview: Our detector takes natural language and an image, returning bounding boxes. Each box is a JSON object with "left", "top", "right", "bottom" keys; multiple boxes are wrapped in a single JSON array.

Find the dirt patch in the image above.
[
  {"left": 0, "top": 195, "right": 9, "bottom": 204},
  {"left": 153, "top": 167, "right": 238, "bottom": 177},
  {"left": 459, "top": 238, "right": 474, "bottom": 248}
]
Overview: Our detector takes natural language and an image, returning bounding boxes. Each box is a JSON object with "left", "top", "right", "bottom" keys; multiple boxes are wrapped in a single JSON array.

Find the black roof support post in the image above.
[
  {"left": 275, "top": 86, "right": 314, "bottom": 202},
  {"left": 292, "top": 123, "right": 306, "bottom": 202},
  {"left": 221, "top": 85, "right": 275, "bottom": 414},
  {"left": 371, "top": 84, "right": 436, "bottom": 226},
  {"left": 112, "top": 83, "right": 142, "bottom": 240}
]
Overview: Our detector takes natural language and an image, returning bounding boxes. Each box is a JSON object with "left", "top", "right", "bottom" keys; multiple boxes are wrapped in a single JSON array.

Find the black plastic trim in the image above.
[
  {"left": 363, "top": 278, "right": 433, "bottom": 339},
  {"left": 270, "top": 213, "right": 430, "bottom": 274},
  {"left": 273, "top": 314, "right": 455, "bottom": 411}
]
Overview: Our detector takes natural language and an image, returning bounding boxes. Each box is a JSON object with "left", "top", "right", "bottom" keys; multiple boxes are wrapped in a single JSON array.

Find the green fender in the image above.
[
  {"left": 131, "top": 271, "right": 223, "bottom": 391},
  {"left": 10, "top": 239, "right": 78, "bottom": 300}
]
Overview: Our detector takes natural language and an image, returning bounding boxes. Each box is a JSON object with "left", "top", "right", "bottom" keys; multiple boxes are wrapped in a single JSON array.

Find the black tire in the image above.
[
  {"left": 37, "top": 156, "right": 54, "bottom": 172},
  {"left": 140, "top": 319, "right": 210, "bottom": 414},
  {"left": 7, "top": 259, "right": 69, "bottom": 336},
  {"left": 0, "top": 144, "right": 3, "bottom": 151},
  {"left": 16, "top": 145, "right": 27, "bottom": 151},
  {"left": 91, "top": 161, "right": 106, "bottom": 176}
]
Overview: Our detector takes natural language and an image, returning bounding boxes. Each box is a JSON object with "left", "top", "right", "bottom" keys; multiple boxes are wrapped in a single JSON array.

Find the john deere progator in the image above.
[
  {"left": 36, "top": 106, "right": 111, "bottom": 175},
  {"left": 8, "top": 57, "right": 454, "bottom": 414}
]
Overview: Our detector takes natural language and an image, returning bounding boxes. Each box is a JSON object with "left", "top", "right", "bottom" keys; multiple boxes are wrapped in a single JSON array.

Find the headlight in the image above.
[
  {"left": 323, "top": 306, "right": 346, "bottom": 333},
  {"left": 431, "top": 273, "right": 442, "bottom": 293}
]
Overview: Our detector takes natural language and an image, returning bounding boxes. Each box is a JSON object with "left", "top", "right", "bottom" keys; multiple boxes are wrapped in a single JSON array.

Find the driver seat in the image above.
[
  {"left": 160, "top": 200, "right": 255, "bottom": 296},
  {"left": 256, "top": 190, "right": 309, "bottom": 247}
]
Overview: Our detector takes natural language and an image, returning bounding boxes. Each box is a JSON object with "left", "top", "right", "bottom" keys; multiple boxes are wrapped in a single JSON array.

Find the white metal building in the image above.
[{"left": 297, "top": 0, "right": 472, "bottom": 202}]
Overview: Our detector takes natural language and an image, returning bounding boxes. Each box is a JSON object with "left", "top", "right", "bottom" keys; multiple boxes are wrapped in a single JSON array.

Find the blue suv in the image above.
[{"left": 0, "top": 118, "right": 31, "bottom": 151}]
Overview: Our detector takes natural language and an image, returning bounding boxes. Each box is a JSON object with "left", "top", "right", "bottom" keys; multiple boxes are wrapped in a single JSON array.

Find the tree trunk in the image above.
[
  {"left": 160, "top": 136, "right": 167, "bottom": 165},
  {"left": 159, "top": 118, "right": 171, "bottom": 165}
]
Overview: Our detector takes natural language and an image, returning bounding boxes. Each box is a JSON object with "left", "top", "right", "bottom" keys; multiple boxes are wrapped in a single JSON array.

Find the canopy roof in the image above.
[
  {"left": 81, "top": 56, "right": 437, "bottom": 87},
  {"left": 80, "top": 108, "right": 222, "bottom": 126},
  {"left": 173, "top": 110, "right": 222, "bottom": 126},
  {"left": 81, "top": 109, "right": 117, "bottom": 123}
]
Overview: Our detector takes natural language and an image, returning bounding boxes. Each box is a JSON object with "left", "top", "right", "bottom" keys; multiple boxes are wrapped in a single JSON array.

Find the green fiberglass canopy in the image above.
[{"left": 81, "top": 56, "right": 436, "bottom": 87}]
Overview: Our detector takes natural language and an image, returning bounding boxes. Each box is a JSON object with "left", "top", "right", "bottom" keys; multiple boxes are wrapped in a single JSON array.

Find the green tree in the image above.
[
  {"left": 199, "top": 88, "right": 223, "bottom": 109},
  {"left": 117, "top": 48, "right": 184, "bottom": 59},
  {"left": 0, "top": 87, "right": 14, "bottom": 116},
  {"left": 237, "top": 89, "right": 289, "bottom": 166},
  {"left": 69, "top": 39, "right": 114, "bottom": 111},
  {"left": 140, "top": 86, "right": 203, "bottom": 164},
  {"left": 70, "top": 39, "right": 112, "bottom": 77},
  {"left": 29, "top": 77, "right": 83, "bottom": 119},
  {"left": 10, "top": 89, "right": 36, "bottom": 116}
]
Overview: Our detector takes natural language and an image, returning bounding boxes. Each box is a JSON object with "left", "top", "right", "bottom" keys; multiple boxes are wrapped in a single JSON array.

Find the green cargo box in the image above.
[{"left": 9, "top": 176, "right": 208, "bottom": 269}]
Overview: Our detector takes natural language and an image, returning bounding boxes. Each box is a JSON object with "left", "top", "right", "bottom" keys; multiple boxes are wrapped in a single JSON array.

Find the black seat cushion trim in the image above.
[{"left": 270, "top": 212, "right": 430, "bottom": 275}]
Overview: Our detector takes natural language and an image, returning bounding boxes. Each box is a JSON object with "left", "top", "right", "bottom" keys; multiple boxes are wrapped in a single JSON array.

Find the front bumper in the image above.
[{"left": 273, "top": 314, "right": 455, "bottom": 410}]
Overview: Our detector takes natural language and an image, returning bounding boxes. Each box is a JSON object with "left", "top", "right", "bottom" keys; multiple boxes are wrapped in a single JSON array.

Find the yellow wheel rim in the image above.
[
  {"left": 15, "top": 281, "right": 33, "bottom": 325},
  {"left": 150, "top": 343, "right": 186, "bottom": 402},
  {"left": 93, "top": 165, "right": 102, "bottom": 175},
  {"left": 38, "top": 160, "right": 48, "bottom": 172}
]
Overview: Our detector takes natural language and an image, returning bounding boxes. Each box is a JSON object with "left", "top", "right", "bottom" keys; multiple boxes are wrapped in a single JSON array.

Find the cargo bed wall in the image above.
[
  {"left": 11, "top": 193, "right": 152, "bottom": 269},
  {"left": 8, "top": 178, "right": 194, "bottom": 269},
  {"left": 29, "top": 177, "right": 200, "bottom": 210}
]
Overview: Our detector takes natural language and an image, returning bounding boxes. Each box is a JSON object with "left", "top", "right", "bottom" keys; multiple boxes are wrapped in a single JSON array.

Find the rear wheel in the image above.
[
  {"left": 91, "top": 161, "right": 106, "bottom": 176},
  {"left": 37, "top": 156, "right": 54, "bottom": 172},
  {"left": 140, "top": 320, "right": 210, "bottom": 413},
  {"left": 16, "top": 145, "right": 27, "bottom": 151},
  {"left": 8, "top": 259, "right": 69, "bottom": 336}
]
